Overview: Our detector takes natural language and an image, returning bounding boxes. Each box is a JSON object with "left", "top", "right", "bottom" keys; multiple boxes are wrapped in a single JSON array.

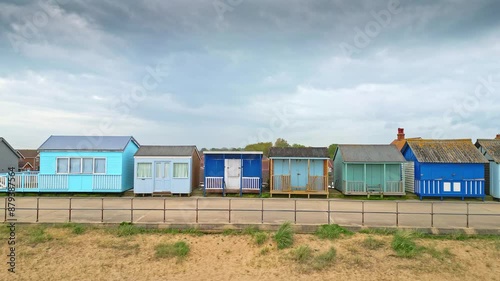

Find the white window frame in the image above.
[
  {"left": 82, "top": 158, "right": 94, "bottom": 174},
  {"left": 173, "top": 163, "right": 189, "bottom": 179},
  {"left": 56, "top": 157, "right": 69, "bottom": 174},
  {"left": 137, "top": 162, "right": 153, "bottom": 179},
  {"left": 69, "top": 158, "right": 82, "bottom": 174}
]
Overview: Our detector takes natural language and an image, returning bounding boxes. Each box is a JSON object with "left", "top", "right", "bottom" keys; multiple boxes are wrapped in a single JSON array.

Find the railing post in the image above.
[
  {"left": 361, "top": 201, "right": 365, "bottom": 226},
  {"left": 396, "top": 202, "right": 399, "bottom": 227},
  {"left": 69, "top": 197, "right": 72, "bottom": 223},
  {"left": 163, "top": 198, "right": 166, "bottom": 223},
  {"left": 196, "top": 198, "right": 199, "bottom": 223},
  {"left": 466, "top": 203, "right": 470, "bottom": 228},
  {"left": 36, "top": 197, "right": 39, "bottom": 223},
  {"left": 228, "top": 199, "right": 231, "bottom": 224},
  {"left": 130, "top": 198, "right": 134, "bottom": 223},
  {"left": 294, "top": 199, "right": 297, "bottom": 224},
  {"left": 431, "top": 202, "right": 434, "bottom": 228},
  {"left": 101, "top": 198, "right": 104, "bottom": 223}
]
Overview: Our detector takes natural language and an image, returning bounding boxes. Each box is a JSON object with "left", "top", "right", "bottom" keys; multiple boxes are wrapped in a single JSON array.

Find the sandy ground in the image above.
[{"left": 1, "top": 226, "right": 499, "bottom": 281}]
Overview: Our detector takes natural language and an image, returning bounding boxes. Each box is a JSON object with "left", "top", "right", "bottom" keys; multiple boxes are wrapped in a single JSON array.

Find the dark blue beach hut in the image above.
[
  {"left": 203, "top": 151, "right": 263, "bottom": 196},
  {"left": 402, "top": 139, "right": 488, "bottom": 200}
]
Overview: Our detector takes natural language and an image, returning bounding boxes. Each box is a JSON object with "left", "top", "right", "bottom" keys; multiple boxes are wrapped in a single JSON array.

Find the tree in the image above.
[
  {"left": 274, "top": 138, "right": 290, "bottom": 148},
  {"left": 292, "top": 143, "right": 306, "bottom": 148},
  {"left": 244, "top": 142, "right": 272, "bottom": 156},
  {"left": 328, "top": 144, "right": 338, "bottom": 159}
]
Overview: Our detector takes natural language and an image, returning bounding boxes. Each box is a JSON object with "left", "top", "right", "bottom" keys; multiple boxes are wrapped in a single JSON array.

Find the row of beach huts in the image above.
[{"left": 1, "top": 129, "right": 500, "bottom": 200}]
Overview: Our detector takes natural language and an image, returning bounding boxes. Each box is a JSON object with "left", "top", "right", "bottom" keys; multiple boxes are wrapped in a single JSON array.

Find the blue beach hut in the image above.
[
  {"left": 203, "top": 151, "right": 263, "bottom": 196},
  {"left": 402, "top": 139, "right": 488, "bottom": 200},
  {"left": 36, "top": 135, "right": 140, "bottom": 193}
]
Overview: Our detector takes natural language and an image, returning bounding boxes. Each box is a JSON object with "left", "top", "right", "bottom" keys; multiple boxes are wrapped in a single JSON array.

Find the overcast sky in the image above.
[{"left": 1, "top": 0, "right": 499, "bottom": 149}]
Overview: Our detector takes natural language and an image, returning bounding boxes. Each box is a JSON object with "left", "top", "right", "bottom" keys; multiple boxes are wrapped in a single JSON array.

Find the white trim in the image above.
[
  {"left": 56, "top": 157, "right": 69, "bottom": 174},
  {"left": 134, "top": 156, "right": 191, "bottom": 159},
  {"left": 203, "top": 151, "right": 263, "bottom": 155},
  {"left": 22, "top": 162, "right": 34, "bottom": 169}
]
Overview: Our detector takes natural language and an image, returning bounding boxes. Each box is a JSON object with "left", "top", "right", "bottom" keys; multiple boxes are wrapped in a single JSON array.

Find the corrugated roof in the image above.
[
  {"left": 405, "top": 139, "right": 488, "bottom": 163},
  {"left": 0, "top": 137, "right": 22, "bottom": 158},
  {"left": 476, "top": 139, "right": 500, "bottom": 163},
  {"left": 38, "top": 136, "right": 138, "bottom": 151},
  {"left": 269, "top": 147, "right": 329, "bottom": 158},
  {"left": 337, "top": 145, "right": 406, "bottom": 163},
  {"left": 135, "top": 145, "right": 198, "bottom": 157}
]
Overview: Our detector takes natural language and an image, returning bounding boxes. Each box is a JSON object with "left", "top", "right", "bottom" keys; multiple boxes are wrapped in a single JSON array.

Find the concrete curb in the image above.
[{"left": 15, "top": 222, "right": 500, "bottom": 235}]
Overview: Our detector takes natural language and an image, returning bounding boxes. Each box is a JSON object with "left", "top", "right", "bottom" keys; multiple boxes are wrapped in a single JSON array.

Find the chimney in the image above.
[
  {"left": 496, "top": 134, "right": 500, "bottom": 140},
  {"left": 397, "top": 128, "right": 405, "bottom": 141}
]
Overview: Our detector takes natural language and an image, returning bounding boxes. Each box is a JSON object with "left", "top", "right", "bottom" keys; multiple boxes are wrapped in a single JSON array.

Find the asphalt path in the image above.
[{"left": 2, "top": 197, "right": 500, "bottom": 229}]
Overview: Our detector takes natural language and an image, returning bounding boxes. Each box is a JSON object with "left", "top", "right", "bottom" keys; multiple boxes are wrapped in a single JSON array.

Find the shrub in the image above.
[
  {"left": 292, "top": 245, "right": 313, "bottom": 262},
  {"left": 274, "top": 222, "right": 294, "bottom": 250}
]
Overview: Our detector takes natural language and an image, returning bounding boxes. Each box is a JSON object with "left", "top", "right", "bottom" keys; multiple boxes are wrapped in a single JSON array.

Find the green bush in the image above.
[
  {"left": 274, "top": 222, "right": 294, "bottom": 250},
  {"left": 315, "top": 224, "right": 353, "bottom": 240},
  {"left": 155, "top": 241, "right": 190, "bottom": 260}
]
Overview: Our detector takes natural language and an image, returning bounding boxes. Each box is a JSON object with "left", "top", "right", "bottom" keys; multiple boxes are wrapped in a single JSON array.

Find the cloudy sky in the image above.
[{"left": 1, "top": 0, "right": 499, "bottom": 149}]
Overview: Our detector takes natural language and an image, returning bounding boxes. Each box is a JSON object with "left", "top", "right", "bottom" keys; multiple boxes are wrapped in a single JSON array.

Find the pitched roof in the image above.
[
  {"left": 0, "top": 137, "right": 22, "bottom": 158},
  {"left": 404, "top": 139, "right": 488, "bottom": 163},
  {"left": 38, "top": 136, "right": 139, "bottom": 151},
  {"left": 135, "top": 145, "right": 199, "bottom": 157},
  {"left": 476, "top": 139, "right": 500, "bottom": 163},
  {"left": 17, "top": 149, "right": 39, "bottom": 159},
  {"left": 391, "top": 137, "right": 422, "bottom": 151},
  {"left": 336, "top": 145, "right": 406, "bottom": 163},
  {"left": 269, "top": 147, "right": 329, "bottom": 158}
]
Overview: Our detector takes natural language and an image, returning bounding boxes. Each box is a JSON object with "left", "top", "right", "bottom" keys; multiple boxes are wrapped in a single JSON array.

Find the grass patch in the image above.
[
  {"left": 155, "top": 241, "right": 190, "bottom": 260},
  {"left": 359, "top": 228, "right": 398, "bottom": 236},
  {"left": 362, "top": 236, "right": 385, "bottom": 250},
  {"left": 60, "top": 223, "right": 87, "bottom": 235},
  {"left": 292, "top": 245, "right": 313, "bottom": 262},
  {"left": 425, "top": 245, "right": 453, "bottom": 261},
  {"left": 222, "top": 229, "right": 240, "bottom": 236},
  {"left": 391, "top": 231, "right": 423, "bottom": 259},
  {"left": 254, "top": 232, "right": 268, "bottom": 246},
  {"left": 242, "top": 226, "right": 260, "bottom": 235},
  {"left": 260, "top": 193, "right": 271, "bottom": 198},
  {"left": 315, "top": 224, "right": 353, "bottom": 240},
  {"left": 116, "top": 222, "right": 144, "bottom": 237},
  {"left": 291, "top": 246, "right": 337, "bottom": 271},
  {"left": 26, "top": 226, "right": 53, "bottom": 245},
  {"left": 274, "top": 222, "right": 294, "bottom": 250}
]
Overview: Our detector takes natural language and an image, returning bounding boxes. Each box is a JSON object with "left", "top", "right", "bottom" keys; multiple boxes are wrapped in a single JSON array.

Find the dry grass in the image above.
[{"left": 1, "top": 224, "right": 499, "bottom": 281}]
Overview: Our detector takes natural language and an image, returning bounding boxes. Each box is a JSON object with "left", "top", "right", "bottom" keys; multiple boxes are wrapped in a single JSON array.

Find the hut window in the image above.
[
  {"left": 94, "top": 158, "right": 106, "bottom": 174},
  {"left": 82, "top": 158, "right": 94, "bottom": 174},
  {"left": 137, "top": 163, "right": 152, "bottom": 178},
  {"left": 56, "top": 158, "right": 69, "bottom": 174},
  {"left": 70, "top": 158, "right": 82, "bottom": 174},
  {"left": 173, "top": 163, "right": 189, "bottom": 178}
]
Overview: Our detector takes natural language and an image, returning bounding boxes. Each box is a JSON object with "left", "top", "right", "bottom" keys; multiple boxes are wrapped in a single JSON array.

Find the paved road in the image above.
[{"left": 2, "top": 197, "right": 500, "bottom": 229}]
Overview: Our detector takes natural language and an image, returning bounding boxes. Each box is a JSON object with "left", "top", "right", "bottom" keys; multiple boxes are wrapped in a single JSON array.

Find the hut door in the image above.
[
  {"left": 225, "top": 159, "right": 241, "bottom": 190},
  {"left": 154, "top": 162, "right": 171, "bottom": 192},
  {"left": 291, "top": 159, "right": 308, "bottom": 190}
]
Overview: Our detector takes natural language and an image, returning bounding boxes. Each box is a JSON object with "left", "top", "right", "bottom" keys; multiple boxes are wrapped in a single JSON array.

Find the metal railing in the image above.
[{"left": 3, "top": 197, "right": 500, "bottom": 229}]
